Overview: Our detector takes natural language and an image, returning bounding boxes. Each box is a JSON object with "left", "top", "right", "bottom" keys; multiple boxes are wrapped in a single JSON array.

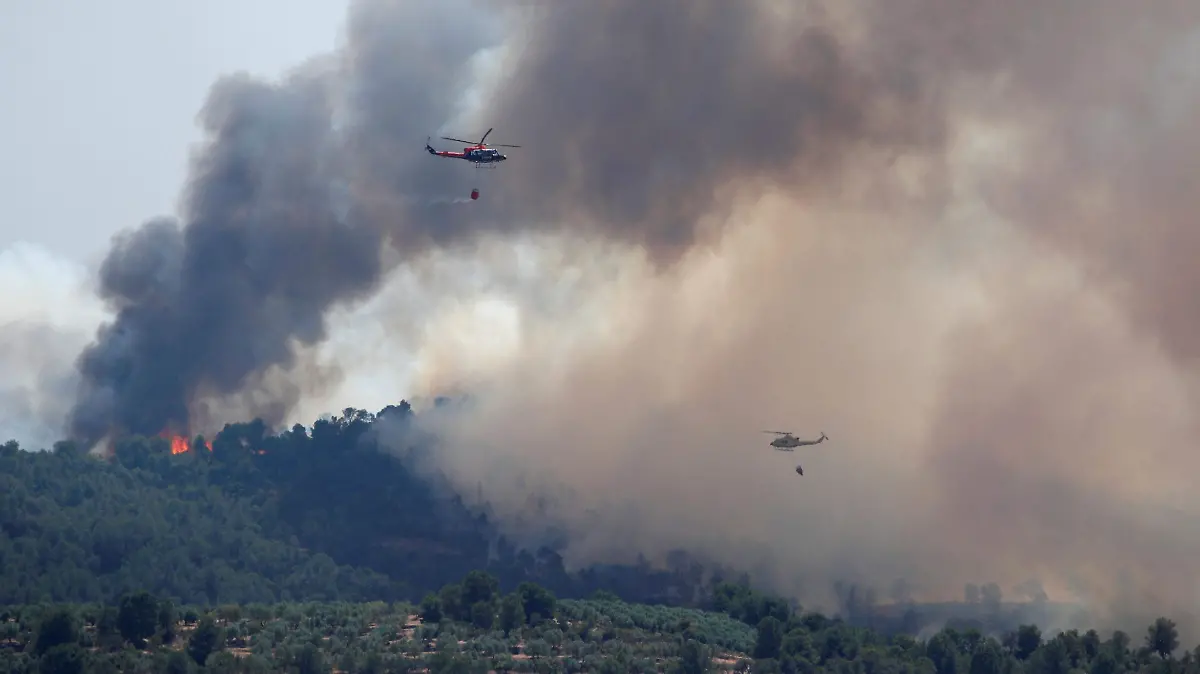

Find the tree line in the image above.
[
  {"left": 0, "top": 402, "right": 1131, "bottom": 647},
  {"left": 0, "top": 569, "right": 1192, "bottom": 673},
  {"left": 0, "top": 403, "right": 712, "bottom": 608}
]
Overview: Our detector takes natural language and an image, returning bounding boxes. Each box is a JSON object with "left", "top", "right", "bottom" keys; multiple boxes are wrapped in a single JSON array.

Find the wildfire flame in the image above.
[
  {"left": 165, "top": 434, "right": 212, "bottom": 455},
  {"left": 157, "top": 430, "right": 267, "bottom": 456}
]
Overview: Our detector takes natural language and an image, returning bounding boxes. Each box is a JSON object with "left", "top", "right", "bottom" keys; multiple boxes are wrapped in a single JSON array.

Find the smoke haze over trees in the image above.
[
  {"left": 3, "top": 0, "right": 1200, "bottom": 644},
  {"left": 0, "top": 407, "right": 1101, "bottom": 635}
]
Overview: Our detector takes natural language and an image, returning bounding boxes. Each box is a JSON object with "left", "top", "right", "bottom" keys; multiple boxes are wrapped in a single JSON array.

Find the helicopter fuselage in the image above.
[
  {"left": 465, "top": 147, "right": 507, "bottom": 163},
  {"left": 770, "top": 433, "right": 826, "bottom": 449},
  {"left": 427, "top": 145, "right": 508, "bottom": 164}
]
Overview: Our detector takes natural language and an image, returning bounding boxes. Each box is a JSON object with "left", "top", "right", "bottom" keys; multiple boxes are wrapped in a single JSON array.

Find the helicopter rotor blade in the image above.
[
  {"left": 489, "top": 143, "right": 521, "bottom": 148},
  {"left": 762, "top": 430, "right": 791, "bottom": 435},
  {"left": 479, "top": 127, "right": 494, "bottom": 145},
  {"left": 440, "top": 136, "right": 476, "bottom": 145}
]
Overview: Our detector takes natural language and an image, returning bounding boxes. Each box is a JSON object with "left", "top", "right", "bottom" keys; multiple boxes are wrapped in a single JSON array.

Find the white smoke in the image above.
[{"left": 0, "top": 242, "right": 110, "bottom": 449}]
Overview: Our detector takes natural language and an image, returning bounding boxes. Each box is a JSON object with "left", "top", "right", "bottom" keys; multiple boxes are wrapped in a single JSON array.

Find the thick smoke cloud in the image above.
[
  {"left": 483, "top": 1, "right": 945, "bottom": 261},
  {"left": 67, "top": 0, "right": 497, "bottom": 445},
  {"left": 28, "top": 0, "right": 1200, "bottom": 639},
  {"left": 370, "top": 0, "right": 1200, "bottom": 638}
]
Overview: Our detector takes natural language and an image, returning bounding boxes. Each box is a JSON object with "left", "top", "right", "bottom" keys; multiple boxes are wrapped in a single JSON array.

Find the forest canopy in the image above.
[
  {"left": 0, "top": 403, "right": 1128, "bottom": 647},
  {"left": 1, "top": 403, "right": 729, "bottom": 609},
  {"left": 0, "top": 568, "right": 1192, "bottom": 674}
]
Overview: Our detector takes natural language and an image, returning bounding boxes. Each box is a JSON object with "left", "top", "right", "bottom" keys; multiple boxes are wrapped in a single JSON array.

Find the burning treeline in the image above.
[
  {"left": 151, "top": 430, "right": 270, "bottom": 457},
  {"left": 161, "top": 432, "right": 213, "bottom": 456}
]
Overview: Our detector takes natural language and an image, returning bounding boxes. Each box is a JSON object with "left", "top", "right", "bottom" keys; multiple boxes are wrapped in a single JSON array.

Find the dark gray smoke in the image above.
[
  {"left": 69, "top": 0, "right": 495, "bottom": 444},
  {"left": 484, "top": 1, "right": 944, "bottom": 261}
]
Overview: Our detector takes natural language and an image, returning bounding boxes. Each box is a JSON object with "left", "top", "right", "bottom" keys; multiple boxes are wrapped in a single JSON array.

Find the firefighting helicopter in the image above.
[
  {"left": 764, "top": 430, "right": 828, "bottom": 450},
  {"left": 762, "top": 431, "right": 829, "bottom": 475},
  {"left": 425, "top": 128, "right": 520, "bottom": 200}
]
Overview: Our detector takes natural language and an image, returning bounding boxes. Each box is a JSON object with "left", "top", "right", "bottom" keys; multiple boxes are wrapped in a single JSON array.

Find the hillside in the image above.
[
  {"left": 1, "top": 569, "right": 1192, "bottom": 673},
  {"left": 3, "top": 404, "right": 1198, "bottom": 672},
  {"left": 0, "top": 404, "right": 1107, "bottom": 640},
  {"left": 0, "top": 404, "right": 724, "bottom": 609}
]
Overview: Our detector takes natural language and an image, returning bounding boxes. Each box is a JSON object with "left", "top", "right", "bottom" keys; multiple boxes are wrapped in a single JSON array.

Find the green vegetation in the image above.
[
  {"left": 0, "top": 404, "right": 710, "bottom": 608},
  {"left": 3, "top": 404, "right": 1198, "bottom": 671},
  {"left": 0, "top": 571, "right": 1196, "bottom": 673}
]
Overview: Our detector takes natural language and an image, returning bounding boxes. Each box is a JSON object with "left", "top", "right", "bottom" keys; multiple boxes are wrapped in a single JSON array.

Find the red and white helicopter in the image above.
[{"left": 425, "top": 127, "right": 520, "bottom": 200}]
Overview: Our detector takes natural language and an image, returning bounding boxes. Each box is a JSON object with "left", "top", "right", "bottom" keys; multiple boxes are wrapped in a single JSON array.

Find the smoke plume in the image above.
[
  {"left": 379, "top": 0, "right": 1200, "bottom": 636},
  {"left": 22, "top": 0, "right": 1200, "bottom": 638},
  {"left": 66, "top": 0, "right": 498, "bottom": 445}
]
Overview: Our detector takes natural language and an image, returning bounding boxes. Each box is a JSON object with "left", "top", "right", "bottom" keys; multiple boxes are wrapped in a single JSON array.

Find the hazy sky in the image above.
[{"left": 0, "top": 1, "right": 349, "bottom": 262}]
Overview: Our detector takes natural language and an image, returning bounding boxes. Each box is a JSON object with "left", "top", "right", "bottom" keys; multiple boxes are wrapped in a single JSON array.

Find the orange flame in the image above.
[{"left": 164, "top": 433, "right": 212, "bottom": 454}]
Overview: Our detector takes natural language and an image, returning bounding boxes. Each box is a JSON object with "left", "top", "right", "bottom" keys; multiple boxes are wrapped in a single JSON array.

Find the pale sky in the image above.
[{"left": 0, "top": 1, "right": 350, "bottom": 263}]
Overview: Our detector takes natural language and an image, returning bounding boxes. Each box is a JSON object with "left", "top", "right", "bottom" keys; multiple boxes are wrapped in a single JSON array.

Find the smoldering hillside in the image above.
[{"left": 5, "top": 0, "right": 1200, "bottom": 639}]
